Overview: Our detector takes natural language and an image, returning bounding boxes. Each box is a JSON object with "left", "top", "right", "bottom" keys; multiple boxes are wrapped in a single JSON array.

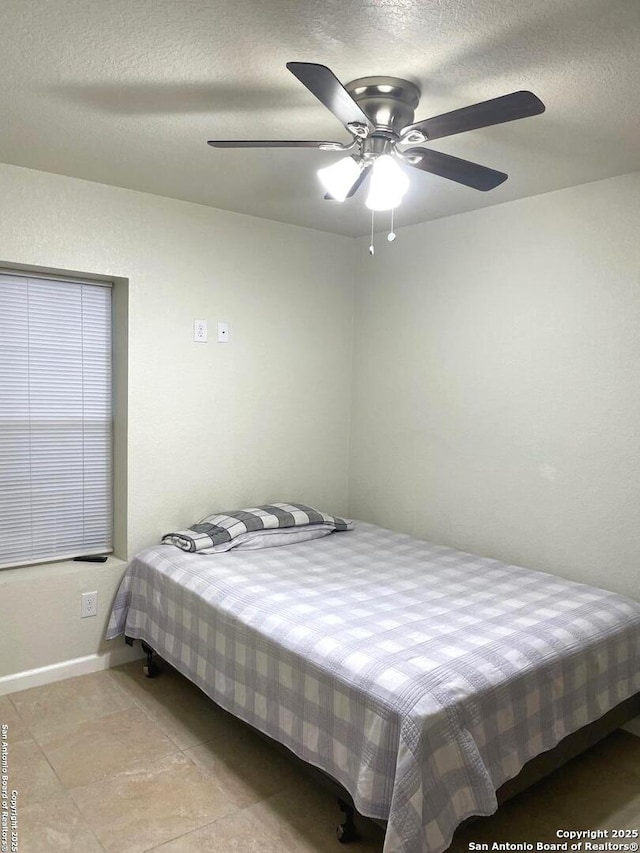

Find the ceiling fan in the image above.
[{"left": 207, "top": 62, "right": 545, "bottom": 209}]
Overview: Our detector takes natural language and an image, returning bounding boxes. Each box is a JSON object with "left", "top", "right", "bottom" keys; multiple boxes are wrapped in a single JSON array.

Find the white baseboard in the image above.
[{"left": 0, "top": 644, "right": 145, "bottom": 697}]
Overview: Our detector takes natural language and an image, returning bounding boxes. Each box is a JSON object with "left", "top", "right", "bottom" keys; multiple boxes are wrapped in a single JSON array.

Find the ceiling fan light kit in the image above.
[
  {"left": 207, "top": 62, "right": 545, "bottom": 250},
  {"left": 318, "top": 156, "right": 362, "bottom": 202},
  {"left": 365, "top": 154, "right": 410, "bottom": 211}
]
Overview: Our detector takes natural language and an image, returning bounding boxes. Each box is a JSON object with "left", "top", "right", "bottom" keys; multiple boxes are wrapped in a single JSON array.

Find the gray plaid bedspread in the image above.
[{"left": 107, "top": 522, "right": 640, "bottom": 853}]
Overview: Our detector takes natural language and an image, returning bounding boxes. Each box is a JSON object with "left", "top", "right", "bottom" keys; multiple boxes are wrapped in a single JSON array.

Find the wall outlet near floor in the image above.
[{"left": 81, "top": 591, "right": 98, "bottom": 618}]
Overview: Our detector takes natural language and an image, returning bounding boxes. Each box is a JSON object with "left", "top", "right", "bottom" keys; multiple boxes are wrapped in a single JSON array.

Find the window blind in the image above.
[{"left": 0, "top": 273, "right": 113, "bottom": 568}]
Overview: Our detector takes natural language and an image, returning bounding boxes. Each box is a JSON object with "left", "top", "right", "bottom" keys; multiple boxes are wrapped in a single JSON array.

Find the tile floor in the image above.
[{"left": 2, "top": 660, "right": 639, "bottom": 852}]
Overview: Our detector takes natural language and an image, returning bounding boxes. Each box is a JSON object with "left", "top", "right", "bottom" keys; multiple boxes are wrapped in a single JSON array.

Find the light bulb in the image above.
[
  {"left": 317, "top": 157, "right": 362, "bottom": 202},
  {"left": 365, "top": 155, "right": 409, "bottom": 211}
]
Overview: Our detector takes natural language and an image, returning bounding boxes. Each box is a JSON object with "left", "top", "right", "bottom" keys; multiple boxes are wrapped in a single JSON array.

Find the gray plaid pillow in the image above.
[{"left": 162, "top": 502, "right": 352, "bottom": 552}]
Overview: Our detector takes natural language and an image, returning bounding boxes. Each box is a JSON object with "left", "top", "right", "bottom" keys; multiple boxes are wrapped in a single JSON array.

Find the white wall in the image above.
[
  {"left": 2, "top": 161, "right": 639, "bottom": 685},
  {"left": 349, "top": 172, "right": 640, "bottom": 600},
  {"left": 0, "top": 556, "right": 134, "bottom": 690},
  {"left": 0, "top": 162, "right": 356, "bottom": 678}
]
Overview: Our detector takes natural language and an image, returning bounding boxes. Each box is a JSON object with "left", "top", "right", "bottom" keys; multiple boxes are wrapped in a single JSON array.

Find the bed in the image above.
[{"left": 107, "top": 515, "right": 640, "bottom": 853}]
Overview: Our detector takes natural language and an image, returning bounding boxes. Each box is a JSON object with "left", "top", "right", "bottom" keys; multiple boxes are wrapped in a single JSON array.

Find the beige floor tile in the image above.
[
  {"left": 241, "top": 796, "right": 323, "bottom": 853},
  {"left": 9, "top": 671, "right": 134, "bottom": 740},
  {"left": 184, "top": 727, "right": 303, "bottom": 809},
  {"left": 38, "top": 706, "right": 177, "bottom": 788},
  {"left": 243, "top": 789, "right": 384, "bottom": 853},
  {"left": 6, "top": 737, "right": 65, "bottom": 808},
  {"left": 0, "top": 695, "right": 32, "bottom": 744},
  {"left": 449, "top": 789, "right": 566, "bottom": 852},
  {"left": 17, "top": 791, "right": 104, "bottom": 853},
  {"left": 6, "top": 665, "right": 640, "bottom": 853},
  {"left": 110, "top": 661, "right": 246, "bottom": 750},
  {"left": 552, "top": 769, "right": 640, "bottom": 830},
  {"left": 292, "top": 824, "right": 385, "bottom": 853},
  {"left": 151, "top": 811, "right": 281, "bottom": 852},
  {"left": 449, "top": 733, "right": 640, "bottom": 850},
  {"left": 70, "top": 751, "right": 238, "bottom": 853},
  {"left": 569, "top": 729, "right": 640, "bottom": 785},
  {"left": 110, "top": 659, "right": 193, "bottom": 695},
  {"left": 263, "top": 775, "right": 347, "bottom": 831},
  {"left": 241, "top": 779, "right": 354, "bottom": 847},
  {"left": 130, "top": 690, "right": 245, "bottom": 752}
]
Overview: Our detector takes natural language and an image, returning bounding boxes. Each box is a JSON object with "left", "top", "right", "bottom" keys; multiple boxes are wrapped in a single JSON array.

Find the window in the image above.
[{"left": 0, "top": 272, "right": 112, "bottom": 568}]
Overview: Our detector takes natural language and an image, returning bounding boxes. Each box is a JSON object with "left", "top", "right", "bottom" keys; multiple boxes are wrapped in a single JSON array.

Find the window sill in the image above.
[{"left": 0, "top": 555, "right": 127, "bottom": 584}]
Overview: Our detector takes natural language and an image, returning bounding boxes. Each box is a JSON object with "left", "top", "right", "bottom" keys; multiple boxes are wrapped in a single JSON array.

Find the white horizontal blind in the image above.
[{"left": 0, "top": 273, "right": 113, "bottom": 568}]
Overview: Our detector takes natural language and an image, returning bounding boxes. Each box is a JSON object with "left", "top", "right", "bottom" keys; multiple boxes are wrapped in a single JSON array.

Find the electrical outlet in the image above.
[
  {"left": 194, "top": 319, "right": 208, "bottom": 342},
  {"left": 81, "top": 591, "right": 98, "bottom": 618}
]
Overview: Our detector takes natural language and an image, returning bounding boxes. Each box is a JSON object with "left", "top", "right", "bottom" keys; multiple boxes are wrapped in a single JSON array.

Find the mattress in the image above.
[{"left": 107, "top": 522, "right": 640, "bottom": 853}]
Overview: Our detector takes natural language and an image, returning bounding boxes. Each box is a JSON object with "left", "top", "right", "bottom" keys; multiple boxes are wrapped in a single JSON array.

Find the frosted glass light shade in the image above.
[
  {"left": 365, "top": 155, "right": 410, "bottom": 211},
  {"left": 317, "top": 157, "right": 361, "bottom": 202}
]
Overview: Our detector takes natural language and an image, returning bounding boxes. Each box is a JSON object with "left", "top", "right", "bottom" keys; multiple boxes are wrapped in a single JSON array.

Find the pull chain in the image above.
[
  {"left": 369, "top": 209, "right": 375, "bottom": 255},
  {"left": 388, "top": 208, "right": 396, "bottom": 242}
]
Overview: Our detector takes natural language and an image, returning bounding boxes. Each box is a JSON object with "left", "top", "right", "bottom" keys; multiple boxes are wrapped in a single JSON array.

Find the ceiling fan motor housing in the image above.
[{"left": 345, "top": 76, "right": 421, "bottom": 135}]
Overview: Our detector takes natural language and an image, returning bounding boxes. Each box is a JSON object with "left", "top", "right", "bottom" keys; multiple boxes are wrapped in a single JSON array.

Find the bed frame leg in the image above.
[
  {"left": 336, "top": 798, "right": 360, "bottom": 844},
  {"left": 141, "top": 641, "right": 159, "bottom": 678}
]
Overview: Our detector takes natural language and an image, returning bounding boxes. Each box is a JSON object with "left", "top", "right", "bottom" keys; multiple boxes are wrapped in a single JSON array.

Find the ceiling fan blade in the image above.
[
  {"left": 287, "top": 62, "right": 375, "bottom": 135},
  {"left": 402, "top": 91, "right": 545, "bottom": 142},
  {"left": 345, "top": 165, "right": 372, "bottom": 198},
  {"left": 404, "top": 147, "right": 507, "bottom": 191},
  {"left": 207, "top": 139, "right": 343, "bottom": 148},
  {"left": 324, "top": 165, "right": 372, "bottom": 200}
]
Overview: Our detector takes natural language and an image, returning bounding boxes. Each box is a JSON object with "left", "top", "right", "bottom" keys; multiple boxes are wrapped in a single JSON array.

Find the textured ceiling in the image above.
[{"left": 0, "top": 0, "right": 638, "bottom": 237}]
